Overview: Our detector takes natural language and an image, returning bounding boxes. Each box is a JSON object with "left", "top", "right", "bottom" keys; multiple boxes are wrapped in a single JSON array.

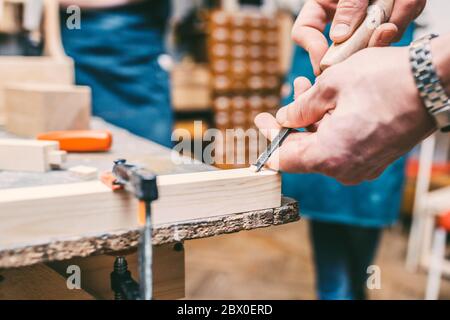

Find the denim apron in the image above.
[
  {"left": 282, "top": 25, "right": 415, "bottom": 227},
  {"left": 60, "top": 1, "right": 173, "bottom": 147}
]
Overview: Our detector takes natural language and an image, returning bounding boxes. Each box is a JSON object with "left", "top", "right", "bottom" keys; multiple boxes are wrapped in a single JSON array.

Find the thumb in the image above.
[
  {"left": 330, "top": 0, "right": 369, "bottom": 43},
  {"left": 276, "top": 77, "right": 337, "bottom": 128}
]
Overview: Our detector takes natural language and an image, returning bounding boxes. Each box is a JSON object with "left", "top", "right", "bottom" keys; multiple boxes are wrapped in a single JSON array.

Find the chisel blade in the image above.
[{"left": 254, "top": 128, "right": 294, "bottom": 172}]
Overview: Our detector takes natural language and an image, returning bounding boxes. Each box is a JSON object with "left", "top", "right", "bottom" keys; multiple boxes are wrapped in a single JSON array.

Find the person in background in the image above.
[
  {"left": 58, "top": 0, "right": 173, "bottom": 147},
  {"left": 268, "top": 0, "right": 425, "bottom": 300}
]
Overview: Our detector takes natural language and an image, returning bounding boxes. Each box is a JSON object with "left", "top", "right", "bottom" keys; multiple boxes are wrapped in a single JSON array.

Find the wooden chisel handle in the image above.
[
  {"left": 37, "top": 130, "right": 113, "bottom": 152},
  {"left": 320, "top": 0, "right": 395, "bottom": 70}
]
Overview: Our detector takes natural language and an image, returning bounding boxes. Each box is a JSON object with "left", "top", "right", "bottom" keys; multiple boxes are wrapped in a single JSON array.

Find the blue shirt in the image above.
[{"left": 60, "top": 0, "right": 173, "bottom": 147}]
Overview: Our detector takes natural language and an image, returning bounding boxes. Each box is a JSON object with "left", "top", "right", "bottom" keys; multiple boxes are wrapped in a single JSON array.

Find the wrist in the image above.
[
  {"left": 409, "top": 34, "right": 450, "bottom": 132},
  {"left": 431, "top": 34, "right": 450, "bottom": 96}
]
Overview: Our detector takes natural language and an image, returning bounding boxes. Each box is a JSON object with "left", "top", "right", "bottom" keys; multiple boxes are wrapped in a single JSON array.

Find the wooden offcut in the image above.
[
  {"left": 0, "top": 57, "right": 74, "bottom": 123},
  {"left": 0, "top": 168, "right": 281, "bottom": 252},
  {"left": 5, "top": 83, "right": 91, "bottom": 137},
  {"left": 0, "top": 138, "right": 66, "bottom": 172},
  {"left": 68, "top": 165, "right": 99, "bottom": 180}
]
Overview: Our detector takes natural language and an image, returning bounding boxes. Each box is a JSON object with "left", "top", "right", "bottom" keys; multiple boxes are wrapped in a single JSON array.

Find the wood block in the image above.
[
  {"left": 5, "top": 83, "right": 91, "bottom": 137},
  {"left": 0, "top": 264, "right": 94, "bottom": 300},
  {"left": 0, "top": 168, "right": 281, "bottom": 250},
  {"left": 68, "top": 165, "right": 99, "bottom": 181},
  {"left": 0, "top": 57, "right": 74, "bottom": 123},
  {"left": 0, "top": 138, "right": 67, "bottom": 172},
  {"left": 0, "top": 1, "right": 22, "bottom": 33},
  {"left": 48, "top": 244, "right": 185, "bottom": 300}
]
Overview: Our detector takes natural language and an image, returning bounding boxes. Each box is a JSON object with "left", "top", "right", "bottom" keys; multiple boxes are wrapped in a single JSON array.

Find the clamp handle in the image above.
[{"left": 112, "top": 159, "right": 158, "bottom": 202}]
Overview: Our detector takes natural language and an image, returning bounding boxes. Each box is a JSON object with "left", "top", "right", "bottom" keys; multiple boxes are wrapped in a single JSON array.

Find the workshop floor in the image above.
[{"left": 185, "top": 219, "right": 450, "bottom": 300}]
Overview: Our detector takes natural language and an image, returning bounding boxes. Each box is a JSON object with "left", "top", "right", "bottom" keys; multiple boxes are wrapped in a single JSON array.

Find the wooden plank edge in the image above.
[{"left": 0, "top": 197, "right": 298, "bottom": 269}]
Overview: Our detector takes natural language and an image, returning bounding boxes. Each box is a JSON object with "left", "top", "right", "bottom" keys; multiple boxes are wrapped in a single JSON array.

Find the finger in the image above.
[
  {"left": 306, "top": 111, "right": 332, "bottom": 132},
  {"left": 368, "top": 22, "right": 398, "bottom": 47},
  {"left": 306, "top": 123, "right": 319, "bottom": 132},
  {"left": 389, "top": 0, "right": 426, "bottom": 42},
  {"left": 292, "top": 0, "right": 330, "bottom": 75},
  {"left": 254, "top": 112, "right": 282, "bottom": 141},
  {"left": 292, "top": 77, "right": 319, "bottom": 130},
  {"left": 276, "top": 76, "right": 337, "bottom": 128},
  {"left": 266, "top": 132, "right": 320, "bottom": 173},
  {"left": 330, "top": 0, "right": 369, "bottom": 43},
  {"left": 255, "top": 111, "right": 318, "bottom": 139},
  {"left": 254, "top": 112, "right": 321, "bottom": 173},
  {"left": 293, "top": 77, "right": 313, "bottom": 100},
  {"left": 291, "top": 76, "right": 320, "bottom": 132}
]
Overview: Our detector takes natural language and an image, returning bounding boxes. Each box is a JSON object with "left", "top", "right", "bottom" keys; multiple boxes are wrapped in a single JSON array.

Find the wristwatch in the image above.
[{"left": 409, "top": 34, "right": 450, "bottom": 132}]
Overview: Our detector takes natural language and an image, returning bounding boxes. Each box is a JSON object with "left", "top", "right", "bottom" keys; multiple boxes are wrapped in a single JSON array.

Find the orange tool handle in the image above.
[{"left": 37, "top": 130, "right": 113, "bottom": 152}]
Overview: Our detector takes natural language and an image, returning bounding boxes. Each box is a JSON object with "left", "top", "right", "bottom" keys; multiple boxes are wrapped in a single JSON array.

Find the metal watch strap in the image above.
[{"left": 409, "top": 34, "right": 450, "bottom": 132}]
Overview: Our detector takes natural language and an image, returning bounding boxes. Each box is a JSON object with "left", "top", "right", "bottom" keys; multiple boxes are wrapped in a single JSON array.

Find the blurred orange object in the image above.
[
  {"left": 437, "top": 211, "right": 450, "bottom": 231},
  {"left": 37, "top": 130, "right": 112, "bottom": 152},
  {"left": 100, "top": 171, "right": 123, "bottom": 191},
  {"left": 406, "top": 158, "right": 450, "bottom": 178}
]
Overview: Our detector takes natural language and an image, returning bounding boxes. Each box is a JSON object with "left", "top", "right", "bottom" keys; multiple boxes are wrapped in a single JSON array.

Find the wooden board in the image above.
[
  {"left": 0, "top": 168, "right": 281, "bottom": 252},
  {"left": 48, "top": 244, "right": 185, "bottom": 300},
  {"left": 0, "top": 264, "right": 94, "bottom": 300},
  {"left": 0, "top": 197, "right": 298, "bottom": 269},
  {"left": 0, "top": 57, "right": 74, "bottom": 123},
  {"left": 0, "top": 138, "right": 66, "bottom": 172},
  {"left": 5, "top": 83, "right": 91, "bottom": 137}
]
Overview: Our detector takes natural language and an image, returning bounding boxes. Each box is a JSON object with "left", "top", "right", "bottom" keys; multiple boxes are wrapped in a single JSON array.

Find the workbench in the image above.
[{"left": 0, "top": 118, "right": 299, "bottom": 299}]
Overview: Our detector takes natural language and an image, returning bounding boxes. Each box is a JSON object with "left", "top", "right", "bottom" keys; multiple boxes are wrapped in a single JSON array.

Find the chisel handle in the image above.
[
  {"left": 37, "top": 130, "right": 112, "bottom": 152},
  {"left": 320, "top": 0, "right": 395, "bottom": 70}
]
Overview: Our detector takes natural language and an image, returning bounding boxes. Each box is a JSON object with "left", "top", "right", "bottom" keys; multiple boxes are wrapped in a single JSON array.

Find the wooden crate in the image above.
[{"left": 172, "top": 62, "right": 212, "bottom": 111}]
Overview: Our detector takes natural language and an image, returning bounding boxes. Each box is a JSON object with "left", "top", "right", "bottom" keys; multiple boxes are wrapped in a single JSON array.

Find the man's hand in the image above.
[
  {"left": 255, "top": 47, "right": 436, "bottom": 184},
  {"left": 293, "top": 0, "right": 426, "bottom": 75}
]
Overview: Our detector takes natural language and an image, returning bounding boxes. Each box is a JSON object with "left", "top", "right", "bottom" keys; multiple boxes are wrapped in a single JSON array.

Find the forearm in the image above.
[{"left": 431, "top": 33, "right": 450, "bottom": 96}]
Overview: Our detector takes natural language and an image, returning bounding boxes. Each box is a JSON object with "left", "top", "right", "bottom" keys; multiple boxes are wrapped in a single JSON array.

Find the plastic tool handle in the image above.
[
  {"left": 320, "top": 0, "right": 395, "bottom": 70},
  {"left": 37, "top": 130, "right": 113, "bottom": 152}
]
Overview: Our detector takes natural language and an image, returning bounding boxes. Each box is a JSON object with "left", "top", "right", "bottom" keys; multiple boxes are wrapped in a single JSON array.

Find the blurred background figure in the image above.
[{"left": 59, "top": 0, "right": 173, "bottom": 147}]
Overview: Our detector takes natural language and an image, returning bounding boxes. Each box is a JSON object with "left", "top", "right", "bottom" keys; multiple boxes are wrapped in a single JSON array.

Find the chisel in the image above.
[
  {"left": 254, "top": 127, "right": 294, "bottom": 172},
  {"left": 254, "top": 0, "right": 394, "bottom": 172}
]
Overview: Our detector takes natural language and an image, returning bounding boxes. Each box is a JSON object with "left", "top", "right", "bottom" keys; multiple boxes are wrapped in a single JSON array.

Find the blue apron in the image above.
[
  {"left": 282, "top": 25, "right": 415, "bottom": 227},
  {"left": 60, "top": 1, "right": 173, "bottom": 147}
]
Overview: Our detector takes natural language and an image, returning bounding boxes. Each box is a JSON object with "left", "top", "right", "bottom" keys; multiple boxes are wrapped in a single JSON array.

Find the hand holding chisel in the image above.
[{"left": 254, "top": 0, "right": 395, "bottom": 172}]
